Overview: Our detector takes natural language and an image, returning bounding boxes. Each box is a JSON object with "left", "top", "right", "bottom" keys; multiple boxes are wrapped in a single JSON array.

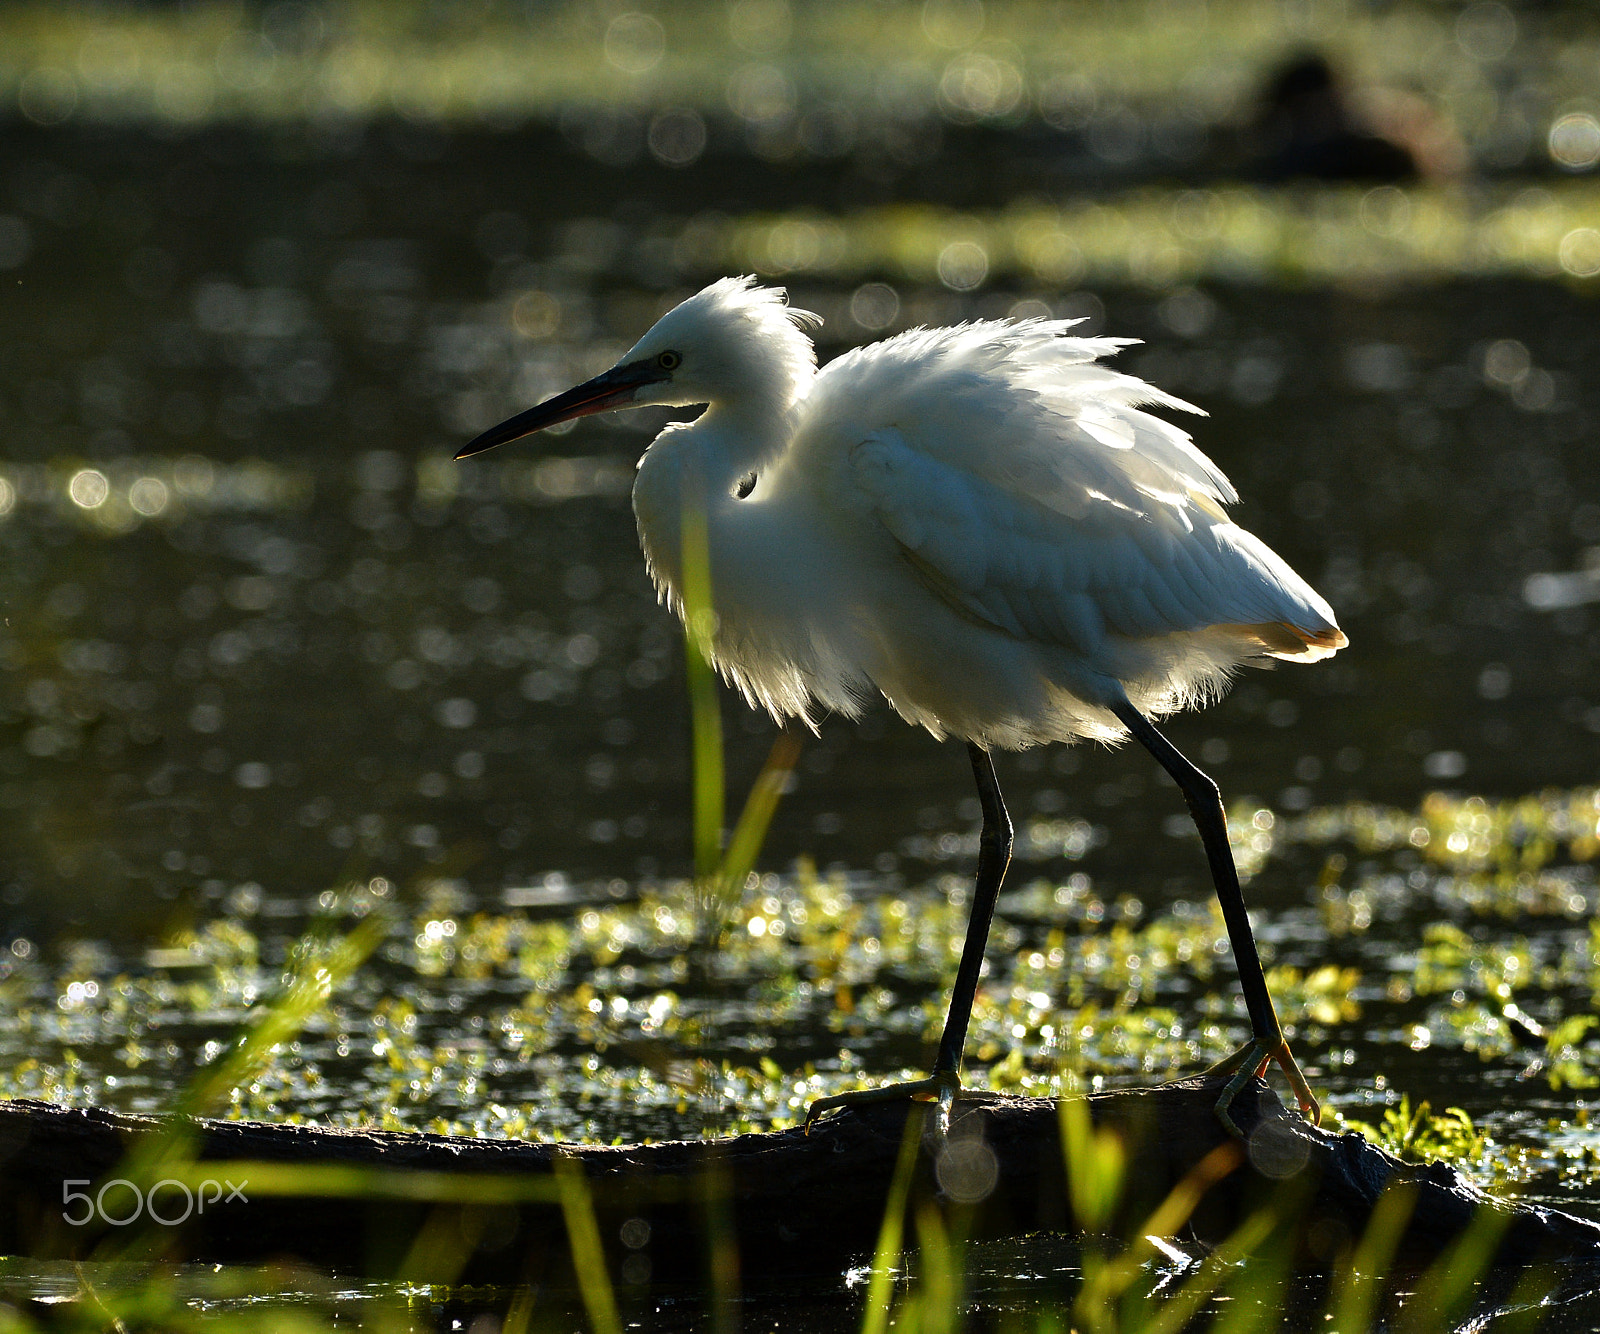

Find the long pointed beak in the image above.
[{"left": 455, "top": 359, "right": 669, "bottom": 460}]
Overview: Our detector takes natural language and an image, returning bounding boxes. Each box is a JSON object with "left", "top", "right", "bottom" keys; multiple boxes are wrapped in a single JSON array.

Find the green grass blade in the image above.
[
  {"left": 1076, "top": 1139, "right": 1243, "bottom": 1331},
  {"left": 554, "top": 1153, "right": 623, "bottom": 1334},
  {"left": 185, "top": 911, "right": 392, "bottom": 1115},
  {"left": 1058, "top": 1091, "right": 1128, "bottom": 1234},
  {"left": 679, "top": 483, "right": 802, "bottom": 945},
  {"left": 1137, "top": 1205, "right": 1280, "bottom": 1334},
  {"left": 157, "top": 1160, "right": 562, "bottom": 1204},
  {"left": 1396, "top": 1199, "right": 1513, "bottom": 1334},
  {"left": 913, "top": 1201, "right": 961, "bottom": 1334},
  {"left": 701, "top": 1161, "right": 741, "bottom": 1334},
  {"left": 1209, "top": 1228, "right": 1292, "bottom": 1334},
  {"left": 1328, "top": 1182, "right": 1417, "bottom": 1334},
  {"left": 111, "top": 910, "right": 392, "bottom": 1196},
  {"left": 680, "top": 483, "right": 723, "bottom": 886},
  {"left": 720, "top": 732, "right": 804, "bottom": 892},
  {"left": 698, "top": 731, "right": 805, "bottom": 944},
  {"left": 502, "top": 1285, "right": 537, "bottom": 1334},
  {"left": 860, "top": 1106, "right": 926, "bottom": 1334}
]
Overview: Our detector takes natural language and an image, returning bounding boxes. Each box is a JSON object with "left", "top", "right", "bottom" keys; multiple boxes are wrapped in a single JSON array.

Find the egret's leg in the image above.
[
  {"left": 805, "top": 744, "right": 1013, "bottom": 1130},
  {"left": 1108, "top": 699, "right": 1320, "bottom": 1138},
  {"left": 934, "top": 743, "right": 1013, "bottom": 1077}
]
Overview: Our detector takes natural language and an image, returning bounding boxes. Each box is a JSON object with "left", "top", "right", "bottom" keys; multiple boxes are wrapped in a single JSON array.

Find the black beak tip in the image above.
[{"left": 455, "top": 427, "right": 517, "bottom": 461}]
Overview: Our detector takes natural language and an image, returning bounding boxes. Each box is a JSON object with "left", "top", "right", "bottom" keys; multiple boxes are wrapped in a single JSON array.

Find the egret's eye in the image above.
[{"left": 657, "top": 350, "right": 681, "bottom": 371}]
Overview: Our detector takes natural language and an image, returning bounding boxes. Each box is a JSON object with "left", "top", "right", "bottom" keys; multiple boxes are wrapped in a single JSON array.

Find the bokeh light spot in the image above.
[
  {"left": 69, "top": 470, "right": 109, "bottom": 509},
  {"left": 604, "top": 14, "right": 665, "bottom": 76},
  {"left": 1549, "top": 113, "right": 1600, "bottom": 171}
]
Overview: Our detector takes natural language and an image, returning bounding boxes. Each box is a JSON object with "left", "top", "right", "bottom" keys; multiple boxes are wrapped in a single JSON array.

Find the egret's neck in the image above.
[
  {"left": 632, "top": 394, "right": 795, "bottom": 617},
  {"left": 695, "top": 325, "right": 814, "bottom": 464},
  {"left": 698, "top": 393, "right": 795, "bottom": 467}
]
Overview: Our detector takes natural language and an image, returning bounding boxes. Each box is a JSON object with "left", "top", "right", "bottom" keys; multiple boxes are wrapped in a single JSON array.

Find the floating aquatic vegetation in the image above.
[
  {"left": 1336, "top": 1097, "right": 1497, "bottom": 1175},
  {"left": 5, "top": 782, "right": 1600, "bottom": 1197},
  {"left": 709, "top": 187, "right": 1600, "bottom": 289}
]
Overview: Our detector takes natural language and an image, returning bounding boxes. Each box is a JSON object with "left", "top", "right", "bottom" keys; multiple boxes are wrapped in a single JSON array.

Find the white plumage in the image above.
[
  {"left": 459, "top": 275, "right": 1345, "bottom": 1134},
  {"left": 621, "top": 277, "right": 1344, "bottom": 749}
]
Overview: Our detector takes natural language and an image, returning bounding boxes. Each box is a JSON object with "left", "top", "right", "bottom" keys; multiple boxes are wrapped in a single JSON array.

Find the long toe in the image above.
[
  {"left": 1212, "top": 1039, "right": 1271, "bottom": 1139},
  {"left": 1210, "top": 1037, "right": 1322, "bottom": 1138},
  {"left": 1272, "top": 1040, "right": 1321, "bottom": 1127},
  {"left": 804, "top": 1071, "right": 962, "bottom": 1131},
  {"left": 1200, "top": 1043, "right": 1255, "bottom": 1080}
]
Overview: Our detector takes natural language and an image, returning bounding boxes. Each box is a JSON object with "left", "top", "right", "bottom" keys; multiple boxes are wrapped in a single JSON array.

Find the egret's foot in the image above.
[
  {"left": 1206, "top": 1035, "right": 1320, "bottom": 1138},
  {"left": 804, "top": 1070, "right": 963, "bottom": 1133}
]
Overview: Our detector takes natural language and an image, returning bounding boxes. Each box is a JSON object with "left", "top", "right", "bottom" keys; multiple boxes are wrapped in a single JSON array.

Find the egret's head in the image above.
[{"left": 456, "top": 277, "right": 819, "bottom": 460}]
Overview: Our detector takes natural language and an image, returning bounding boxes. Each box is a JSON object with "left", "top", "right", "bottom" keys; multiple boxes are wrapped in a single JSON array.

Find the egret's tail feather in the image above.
[{"left": 1238, "top": 622, "right": 1348, "bottom": 662}]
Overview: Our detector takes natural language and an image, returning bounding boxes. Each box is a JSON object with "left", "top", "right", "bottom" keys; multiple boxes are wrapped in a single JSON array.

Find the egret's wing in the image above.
[
  {"left": 796, "top": 320, "right": 1236, "bottom": 524},
  {"left": 788, "top": 320, "right": 1337, "bottom": 655},
  {"left": 848, "top": 430, "right": 1334, "bottom": 656}
]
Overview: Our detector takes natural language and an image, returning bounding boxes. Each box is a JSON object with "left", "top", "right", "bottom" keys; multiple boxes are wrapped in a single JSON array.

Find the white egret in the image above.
[{"left": 458, "top": 277, "right": 1346, "bottom": 1135}]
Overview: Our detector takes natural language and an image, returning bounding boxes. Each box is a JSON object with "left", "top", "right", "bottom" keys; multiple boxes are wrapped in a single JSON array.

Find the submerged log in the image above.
[{"left": 0, "top": 1076, "right": 1596, "bottom": 1286}]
